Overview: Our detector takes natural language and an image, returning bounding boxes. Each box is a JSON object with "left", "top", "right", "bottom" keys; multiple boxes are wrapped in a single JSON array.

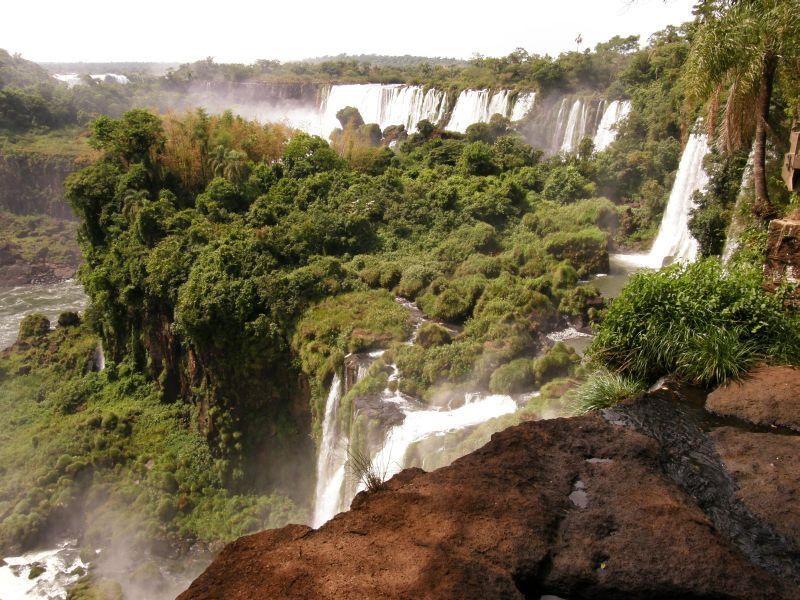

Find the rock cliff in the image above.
[{"left": 180, "top": 377, "right": 800, "bottom": 599}]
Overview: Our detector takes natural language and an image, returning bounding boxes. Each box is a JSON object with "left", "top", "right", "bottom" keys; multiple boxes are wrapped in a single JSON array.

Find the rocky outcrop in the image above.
[
  {"left": 707, "top": 365, "right": 800, "bottom": 431},
  {"left": 180, "top": 387, "right": 800, "bottom": 600},
  {"left": 764, "top": 218, "right": 800, "bottom": 304},
  {"left": 0, "top": 152, "right": 83, "bottom": 219}
]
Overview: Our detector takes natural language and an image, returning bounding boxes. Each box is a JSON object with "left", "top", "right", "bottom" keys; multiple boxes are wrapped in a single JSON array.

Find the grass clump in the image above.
[
  {"left": 571, "top": 369, "right": 646, "bottom": 414},
  {"left": 590, "top": 258, "right": 800, "bottom": 386},
  {"left": 346, "top": 447, "right": 386, "bottom": 493}
]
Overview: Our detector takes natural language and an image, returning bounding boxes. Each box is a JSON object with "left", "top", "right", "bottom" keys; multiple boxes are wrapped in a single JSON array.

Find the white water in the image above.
[
  {"left": 312, "top": 374, "right": 347, "bottom": 527},
  {"left": 510, "top": 92, "right": 536, "bottom": 121},
  {"left": 318, "top": 84, "right": 448, "bottom": 136},
  {"left": 721, "top": 148, "right": 755, "bottom": 263},
  {"left": 560, "top": 99, "right": 590, "bottom": 153},
  {"left": 593, "top": 100, "right": 631, "bottom": 151},
  {"left": 53, "top": 73, "right": 129, "bottom": 87},
  {"left": 0, "top": 540, "right": 86, "bottom": 600},
  {"left": 369, "top": 392, "right": 518, "bottom": 483},
  {"left": 0, "top": 281, "right": 87, "bottom": 350},
  {"left": 446, "top": 89, "right": 514, "bottom": 133},
  {"left": 615, "top": 133, "right": 710, "bottom": 269}
]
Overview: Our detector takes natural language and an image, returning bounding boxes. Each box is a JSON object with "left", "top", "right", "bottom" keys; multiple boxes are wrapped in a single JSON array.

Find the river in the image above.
[{"left": 0, "top": 282, "right": 87, "bottom": 350}]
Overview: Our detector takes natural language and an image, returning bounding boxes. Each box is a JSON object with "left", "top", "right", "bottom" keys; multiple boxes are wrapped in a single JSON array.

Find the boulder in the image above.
[
  {"left": 179, "top": 412, "right": 796, "bottom": 599},
  {"left": 764, "top": 218, "right": 800, "bottom": 305},
  {"left": 707, "top": 365, "right": 800, "bottom": 431}
]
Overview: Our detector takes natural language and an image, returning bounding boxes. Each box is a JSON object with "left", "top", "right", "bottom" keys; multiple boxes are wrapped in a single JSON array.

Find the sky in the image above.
[{"left": 3, "top": 0, "right": 696, "bottom": 64}]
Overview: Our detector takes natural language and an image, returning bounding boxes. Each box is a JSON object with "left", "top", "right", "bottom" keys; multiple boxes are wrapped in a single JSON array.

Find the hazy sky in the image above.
[{"left": 4, "top": 0, "right": 696, "bottom": 64}]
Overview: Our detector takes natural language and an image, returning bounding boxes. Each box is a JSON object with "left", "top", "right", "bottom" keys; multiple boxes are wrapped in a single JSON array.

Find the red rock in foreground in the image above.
[
  {"left": 707, "top": 365, "right": 800, "bottom": 431},
  {"left": 179, "top": 412, "right": 798, "bottom": 599}
]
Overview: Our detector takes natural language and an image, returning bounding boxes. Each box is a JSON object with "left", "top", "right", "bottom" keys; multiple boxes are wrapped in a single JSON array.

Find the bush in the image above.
[
  {"left": 532, "top": 342, "right": 580, "bottom": 385},
  {"left": 57, "top": 312, "right": 81, "bottom": 327},
  {"left": 571, "top": 369, "right": 646, "bottom": 414},
  {"left": 489, "top": 358, "right": 534, "bottom": 394},
  {"left": 544, "top": 228, "right": 609, "bottom": 275},
  {"left": 415, "top": 323, "right": 452, "bottom": 349},
  {"left": 18, "top": 314, "right": 50, "bottom": 341},
  {"left": 590, "top": 259, "right": 800, "bottom": 385}
]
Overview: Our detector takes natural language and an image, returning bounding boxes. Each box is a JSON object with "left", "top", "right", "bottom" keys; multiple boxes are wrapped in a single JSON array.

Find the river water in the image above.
[{"left": 0, "top": 282, "right": 87, "bottom": 350}]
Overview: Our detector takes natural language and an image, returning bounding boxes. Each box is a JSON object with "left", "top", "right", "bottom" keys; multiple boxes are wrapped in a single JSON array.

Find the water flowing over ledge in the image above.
[{"left": 614, "top": 132, "right": 710, "bottom": 270}]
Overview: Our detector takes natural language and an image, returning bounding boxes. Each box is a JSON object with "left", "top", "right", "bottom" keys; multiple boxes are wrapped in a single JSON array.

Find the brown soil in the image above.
[
  {"left": 179, "top": 414, "right": 796, "bottom": 600},
  {"left": 707, "top": 366, "right": 800, "bottom": 431}
]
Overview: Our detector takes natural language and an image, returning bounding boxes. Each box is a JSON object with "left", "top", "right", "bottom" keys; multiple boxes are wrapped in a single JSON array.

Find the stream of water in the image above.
[{"left": 0, "top": 281, "right": 87, "bottom": 350}]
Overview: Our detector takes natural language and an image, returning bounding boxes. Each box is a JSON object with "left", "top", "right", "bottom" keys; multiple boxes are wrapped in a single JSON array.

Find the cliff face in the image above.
[
  {"left": 0, "top": 152, "right": 83, "bottom": 219},
  {"left": 180, "top": 380, "right": 800, "bottom": 599},
  {"left": 764, "top": 217, "right": 800, "bottom": 305}
]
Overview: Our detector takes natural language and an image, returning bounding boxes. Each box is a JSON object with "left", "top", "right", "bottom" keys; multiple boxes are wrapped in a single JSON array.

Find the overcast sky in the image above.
[{"left": 4, "top": 0, "right": 696, "bottom": 64}]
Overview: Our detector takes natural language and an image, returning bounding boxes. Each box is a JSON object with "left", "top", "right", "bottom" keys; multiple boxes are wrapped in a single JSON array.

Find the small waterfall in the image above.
[
  {"left": 93, "top": 344, "right": 105, "bottom": 371},
  {"left": 312, "top": 374, "right": 346, "bottom": 527},
  {"left": 593, "top": 100, "right": 632, "bottom": 151},
  {"left": 722, "top": 148, "right": 755, "bottom": 263},
  {"left": 510, "top": 92, "right": 536, "bottom": 121},
  {"left": 615, "top": 133, "right": 710, "bottom": 269},
  {"left": 550, "top": 98, "right": 569, "bottom": 151},
  {"left": 559, "top": 99, "right": 588, "bottom": 153},
  {"left": 367, "top": 392, "right": 518, "bottom": 484},
  {"left": 445, "top": 89, "right": 513, "bottom": 133}
]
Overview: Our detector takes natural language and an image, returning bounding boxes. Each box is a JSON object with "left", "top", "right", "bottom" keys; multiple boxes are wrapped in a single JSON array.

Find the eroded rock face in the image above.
[
  {"left": 707, "top": 365, "right": 800, "bottom": 431},
  {"left": 764, "top": 218, "right": 800, "bottom": 304},
  {"left": 179, "top": 407, "right": 798, "bottom": 599}
]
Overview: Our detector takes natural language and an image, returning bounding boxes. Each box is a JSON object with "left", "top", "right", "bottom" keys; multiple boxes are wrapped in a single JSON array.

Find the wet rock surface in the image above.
[
  {"left": 707, "top": 366, "right": 800, "bottom": 431},
  {"left": 180, "top": 387, "right": 800, "bottom": 600}
]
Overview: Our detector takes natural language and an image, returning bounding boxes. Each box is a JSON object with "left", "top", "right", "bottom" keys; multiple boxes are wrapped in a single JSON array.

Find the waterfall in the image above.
[
  {"left": 616, "top": 133, "right": 710, "bottom": 269},
  {"left": 593, "top": 100, "right": 632, "bottom": 151},
  {"left": 549, "top": 98, "right": 569, "bottom": 151},
  {"left": 367, "top": 392, "right": 518, "bottom": 484},
  {"left": 722, "top": 148, "right": 755, "bottom": 263},
  {"left": 559, "top": 99, "right": 593, "bottom": 153},
  {"left": 312, "top": 374, "right": 347, "bottom": 527},
  {"left": 445, "top": 89, "right": 513, "bottom": 133},
  {"left": 318, "top": 84, "right": 448, "bottom": 137},
  {"left": 510, "top": 92, "right": 536, "bottom": 121}
]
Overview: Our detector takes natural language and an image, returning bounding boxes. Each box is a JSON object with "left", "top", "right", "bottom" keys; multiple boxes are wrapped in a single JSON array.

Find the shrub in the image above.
[
  {"left": 571, "top": 369, "right": 646, "bottom": 414},
  {"left": 532, "top": 343, "right": 580, "bottom": 385},
  {"left": 590, "top": 259, "right": 800, "bottom": 385},
  {"left": 396, "top": 264, "right": 437, "bottom": 299},
  {"left": 346, "top": 447, "right": 386, "bottom": 493},
  {"left": 489, "top": 358, "right": 534, "bottom": 394},
  {"left": 415, "top": 323, "right": 452, "bottom": 349},
  {"left": 57, "top": 312, "right": 81, "bottom": 328},
  {"left": 544, "top": 227, "right": 609, "bottom": 276},
  {"left": 18, "top": 314, "right": 50, "bottom": 341}
]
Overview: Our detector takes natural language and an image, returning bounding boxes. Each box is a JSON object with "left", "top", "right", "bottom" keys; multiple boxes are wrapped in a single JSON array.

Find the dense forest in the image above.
[{"left": 1, "top": 1, "right": 800, "bottom": 597}]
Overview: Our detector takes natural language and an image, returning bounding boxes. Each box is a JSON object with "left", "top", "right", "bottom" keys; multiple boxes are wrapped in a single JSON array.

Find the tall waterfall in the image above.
[
  {"left": 616, "top": 133, "right": 710, "bottom": 269},
  {"left": 318, "top": 84, "right": 448, "bottom": 136},
  {"left": 510, "top": 92, "right": 536, "bottom": 121},
  {"left": 593, "top": 100, "right": 632, "bottom": 151},
  {"left": 446, "top": 89, "right": 510, "bottom": 133},
  {"left": 559, "top": 99, "right": 592, "bottom": 153},
  {"left": 312, "top": 374, "right": 347, "bottom": 527}
]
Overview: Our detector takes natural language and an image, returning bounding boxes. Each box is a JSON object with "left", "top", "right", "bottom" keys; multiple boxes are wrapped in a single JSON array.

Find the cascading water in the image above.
[
  {"left": 560, "top": 99, "right": 589, "bottom": 153},
  {"left": 312, "top": 374, "right": 347, "bottom": 527},
  {"left": 318, "top": 84, "right": 448, "bottom": 137},
  {"left": 615, "top": 132, "right": 710, "bottom": 269},
  {"left": 367, "top": 392, "right": 518, "bottom": 484},
  {"left": 445, "top": 89, "right": 514, "bottom": 133},
  {"left": 593, "top": 100, "right": 632, "bottom": 151},
  {"left": 510, "top": 92, "right": 536, "bottom": 121},
  {"left": 721, "top": 148, "right": 755, "bottom": 263}
]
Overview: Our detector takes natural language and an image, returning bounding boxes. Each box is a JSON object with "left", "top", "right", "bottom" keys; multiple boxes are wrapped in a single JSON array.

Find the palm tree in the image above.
[{"left": 683, "top": 0, "right": 800, "bottom": 219}]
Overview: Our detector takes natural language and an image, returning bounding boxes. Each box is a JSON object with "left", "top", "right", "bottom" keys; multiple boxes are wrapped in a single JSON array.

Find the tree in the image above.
[{"left": 683, "top": 0, "right": 800, "bottom": 219}]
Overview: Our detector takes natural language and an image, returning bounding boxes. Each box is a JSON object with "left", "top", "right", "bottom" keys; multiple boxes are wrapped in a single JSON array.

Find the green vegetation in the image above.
[
  {"left": 684, "top": 0, "right": 800, "bottom": 218},
  {"left": 589, "top": 259, "right": 800, "bottom": 386},
  {"left": 570, "top": 369, "right": 647, "bottom": 414},
  {"left": 0, "top": 324, "right": 302, "bottom": 557},
  {"left": 0, "top": 211, "right": 80, "bottom": 268}
]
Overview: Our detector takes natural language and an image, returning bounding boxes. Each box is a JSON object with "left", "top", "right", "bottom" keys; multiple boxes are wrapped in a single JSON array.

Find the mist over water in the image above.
[{"left": 0, "top": 281, "right": 87, "bottom": 349}]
